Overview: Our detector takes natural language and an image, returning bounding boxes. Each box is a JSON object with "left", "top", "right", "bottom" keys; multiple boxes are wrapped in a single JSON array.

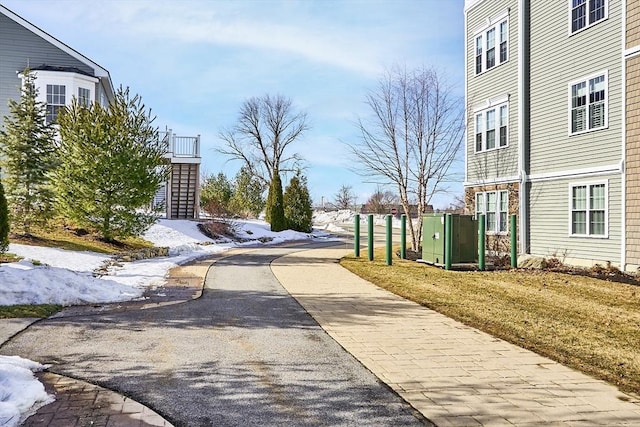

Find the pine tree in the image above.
[
  {"left": 283, "top": 171, "right": 313, "bottom": 233},
  {"left": 0, "top": 178, "right": 9, "bottom": 253},
  {"left": 200, "top": 172, "right": 233, "bottom": 217},
  {"left": 55, "top": 86, "right": 168, "bottom": 242},
  {"left": 229, "top": 166, "right": 265, "bottom": 218},
  {"left": 266, "top": 170, "right": 286, "bottom": 232},
  {"left": 0, "top": 69, "right": 58, "bottom": 234}
]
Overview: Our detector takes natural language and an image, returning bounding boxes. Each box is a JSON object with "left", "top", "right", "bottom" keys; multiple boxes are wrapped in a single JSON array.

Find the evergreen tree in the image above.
[
  {"left": 266, "top": 169, "right": 286, "bottom": 232},
  {"left": 229, "top": 166, "right": 265, "bottom": 218},
  {"left": 55, "top": 86, "right": 167, "bottom": 242},
  {"left": 283, "top": 171, "right": 313, "bottom": 233},
  {"left": 0, "top": 178, "right": 9, "bottom": 253},
  {"left": 200, "top": 172, "right": 233, "bottom": 217},
  {"left": 0, "top": 69, "right": 58, "bottom": 234}
]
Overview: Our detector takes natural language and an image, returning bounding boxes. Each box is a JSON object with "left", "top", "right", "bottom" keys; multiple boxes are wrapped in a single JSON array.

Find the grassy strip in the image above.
[
  {"left": 9, "top": 223, "right": 153, "bottom": 255},
  {"left": 0, "top": 304, "right": 62, "bottom": 319},
  {"left": 340, "top": 249, "right": 640, "bottom": 395}
]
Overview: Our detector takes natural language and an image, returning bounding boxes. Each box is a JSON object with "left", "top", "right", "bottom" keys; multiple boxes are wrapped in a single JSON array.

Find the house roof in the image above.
[{"left": 0, "top": 4, "right": 115, "bottom": 98}]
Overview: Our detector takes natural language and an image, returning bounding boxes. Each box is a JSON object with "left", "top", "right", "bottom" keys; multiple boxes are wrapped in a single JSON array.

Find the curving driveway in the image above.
[{"left": 1, "top": 243, "right": 426, "bottom": 426}]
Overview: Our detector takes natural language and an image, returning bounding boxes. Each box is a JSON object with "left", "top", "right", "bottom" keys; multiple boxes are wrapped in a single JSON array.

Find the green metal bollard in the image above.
[
  {"left": 510, "top": 214, "right": 517, "bottom": 268},
  {"left": 478, "top": 214, "right": 486, "bottom": 271},
  {"left": 400, "top": 214, "right": 407, "bottom": 260},
  {"left": 444, "top": 214, "right": 452, "bottom": 270},
  {"left": 386, "top": 214, "right": 392, "bottom": 266},
  {"left": 354, "top": 214, "right": 360, "bottom": 257},
  {"left": 368, "top": 214, "right": 374, "bottom": 261}
]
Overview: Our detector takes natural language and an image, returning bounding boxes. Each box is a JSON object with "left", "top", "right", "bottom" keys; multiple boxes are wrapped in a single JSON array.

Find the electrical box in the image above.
[{"left": 421, "top": 214, "right": 478, "bottom": 265}]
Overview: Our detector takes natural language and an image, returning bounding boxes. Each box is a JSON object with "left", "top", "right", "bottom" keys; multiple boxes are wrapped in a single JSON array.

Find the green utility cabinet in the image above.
[{"left": 422, "top": 214, "right": 478, "bottom": 265}]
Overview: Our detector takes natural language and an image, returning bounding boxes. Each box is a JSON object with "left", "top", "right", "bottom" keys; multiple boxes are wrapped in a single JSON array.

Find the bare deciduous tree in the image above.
[
  {"left": 363, "top": 186, "right": 398, "bottom": 214},
  {"left": 218, "top": 94, "right": 309, "bottom": 187},
  {"left": 333, "top": 184, "right": 356, "bottom": 210},
  {"left": 348, "top": 66, "right": 464, "bottom": 250}
]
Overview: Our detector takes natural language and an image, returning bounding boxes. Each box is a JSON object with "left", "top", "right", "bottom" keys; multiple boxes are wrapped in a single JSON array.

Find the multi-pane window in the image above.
[
  {"left": 474, "top": 103, "right": 508, "bottom": 152},
  {"left": 474, "top": 18, "right": 508, "bottom": 75},
  {"left": 475, "top": 36, "right": 483, "bottom": 75},
  {"left": 46, "top": 84, "right": 65, "bottom": 124},
  {"left": 571, "top": 0, "right": 607, "bottom": 33},
  {"left": 475, "top": 190, "right": 509, "bottom": 233},
  {"left": 78, "top": 87, "right": 91, "bottom": 107},
  {"left": 570, "top": 72, "right": 607, "bottom": 134},
  {"left": 499, "top": 21, "right": 508, "bottom": 63},
  {"left": 570, "top": 182, "right": 606, "bottom": 236}
]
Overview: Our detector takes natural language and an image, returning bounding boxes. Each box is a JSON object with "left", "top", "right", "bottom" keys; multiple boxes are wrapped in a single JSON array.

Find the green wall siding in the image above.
[
  {"left": 529, "top": 0, "right": 623, "bottom": 175},
  {"left": 466, "top": 0, "right": 520, "bottom": 183}
]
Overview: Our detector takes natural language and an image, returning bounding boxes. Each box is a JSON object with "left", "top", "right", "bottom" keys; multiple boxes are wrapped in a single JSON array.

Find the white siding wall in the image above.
[{"left": 466, "top": 0, "right": 520, "bottom": 183}]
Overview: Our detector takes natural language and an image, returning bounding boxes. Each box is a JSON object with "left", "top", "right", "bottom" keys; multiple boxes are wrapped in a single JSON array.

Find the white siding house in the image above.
[{"left": 0, "top": 4, "right": 200, "bottom": 219}]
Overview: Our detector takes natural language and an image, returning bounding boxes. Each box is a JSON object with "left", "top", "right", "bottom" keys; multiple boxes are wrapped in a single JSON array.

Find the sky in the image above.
[{"left": 1, "top": 0, "right": 465, "bottom": 209}]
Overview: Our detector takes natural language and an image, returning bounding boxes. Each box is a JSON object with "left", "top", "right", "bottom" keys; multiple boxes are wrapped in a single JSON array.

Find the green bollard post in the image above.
[
  {"left": 368, "top": 214, "right": 374, "bottom": 261},
  {"left": 354, "top": 214, "right": 360, "bottom": 257},
  {"left": 386, "top": 214, "right": 392, "bottom": 266},
  {"left": 510, "top": 214, "right": 517, "bottom": 268},
  {"left": 478, "top": 214, "right": 486, "bottom": 271},
  {"left": 400, "top": 214, "right": 407, "bottom": 260},
  {"left": 444, "top": 214, "right": 452, "bottom": 270}
]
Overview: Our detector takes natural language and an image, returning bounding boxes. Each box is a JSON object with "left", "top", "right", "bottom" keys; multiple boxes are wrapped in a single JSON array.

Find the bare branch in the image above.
[
  {"left": 347, "top": 65, "right": 464, "bottom": 250},
  {"left": 217, "top": 94, "right": 309, "bottom": 187}
]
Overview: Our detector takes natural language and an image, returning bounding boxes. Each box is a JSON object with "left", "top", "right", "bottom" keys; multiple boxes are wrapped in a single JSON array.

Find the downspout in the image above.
[
  {"left": 463, "top": 6, "right": 469, "bottom": 190},
  {"left": 620, "top": 0, "right": 627, "bottom": 270},
  {"left": 517, "top": 0, "right": 529, "bottom": 254}
]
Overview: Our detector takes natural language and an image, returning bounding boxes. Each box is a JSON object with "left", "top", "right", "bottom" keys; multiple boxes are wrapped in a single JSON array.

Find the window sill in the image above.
[
  {"left": 569, "top": 17, "right": 608, "bottom": 37},
  {"left": 474, "top": 144, "right": 510, "bottom": 154},
  {"left": 568, "top": 125, "right": 608, "bottom": 137},
  {"left": 474, "top": 60, "right": 509, "bottom": 77},
  {"left": 569, "top": 234, "right": 609, "bottom": 239}
]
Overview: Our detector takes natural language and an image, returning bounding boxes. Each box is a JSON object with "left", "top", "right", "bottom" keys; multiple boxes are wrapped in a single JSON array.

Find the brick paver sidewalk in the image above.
[
  {"left": 24, "top": 373, "right": 172, "bottom": 427},
  {"left": 271, "top": 247, "right": 640, "bottom": 427}
]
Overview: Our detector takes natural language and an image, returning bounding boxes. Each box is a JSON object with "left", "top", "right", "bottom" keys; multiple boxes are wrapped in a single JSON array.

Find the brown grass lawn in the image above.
[{"left": 340, "top": 250, "right": 640, "bottom": 395}]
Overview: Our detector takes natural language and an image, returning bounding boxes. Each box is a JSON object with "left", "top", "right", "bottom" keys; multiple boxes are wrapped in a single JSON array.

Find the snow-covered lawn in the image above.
[{"left": 0, "top": 217, "right": 334, "bottom": 426}]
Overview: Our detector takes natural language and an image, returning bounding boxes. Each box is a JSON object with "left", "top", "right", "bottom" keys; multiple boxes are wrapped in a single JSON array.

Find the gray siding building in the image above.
[
  {"left": 465, "top": 0, "right": 639, "bottom": 271},
  {"left": 0, "top": 5, "right": 201, "bottom": 219}
]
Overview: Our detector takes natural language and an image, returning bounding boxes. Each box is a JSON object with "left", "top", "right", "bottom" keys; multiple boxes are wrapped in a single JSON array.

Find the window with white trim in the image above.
[
  {"left": 78, "top": 87, "right": 91, "bottom": 107},
  {"left": 474, "top": 17, "right": 508, "bottom": 75},
  {"left": 571, "top": 0, "right": 607, "bottom": 33},
  {"left": 475, "top": 190, "right": 509, "bottom": 233},
  {"left": 570, "top": 182, "right": 607, "bottom": 236},
  {"left": 46, "top": 84, "right": 65, "bottom": 124},
  {"left": 569, "top": 72, "right": 607, "bottom": 134},
  {"left": 474, "top": 103, "right": 508, "bottom": 152}
]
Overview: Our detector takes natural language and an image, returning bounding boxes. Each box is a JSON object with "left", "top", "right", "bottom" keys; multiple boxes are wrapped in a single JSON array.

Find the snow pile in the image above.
[
  {"left": 313, "top": 209, "right": 356, "bottom": 225},
  {"left": 3, "top": 218, "right": 322, "bottom": 306},
  {"left": 0, "top": 356, "right": 53, "bottom": 427},
  {"left": 0, "top": 261, "right": 143, "bottom": 306},
  {"left": 313, "top": 209, "right": 410, "bottom": 229},
  {"left": 235, "top": 219, "right": 312, "bottom": 244}
]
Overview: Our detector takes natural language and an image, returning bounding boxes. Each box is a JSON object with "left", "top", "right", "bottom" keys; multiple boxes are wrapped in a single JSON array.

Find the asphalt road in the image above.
[{"left": 1, "top": 243, "right": 426, "bottom": 427}]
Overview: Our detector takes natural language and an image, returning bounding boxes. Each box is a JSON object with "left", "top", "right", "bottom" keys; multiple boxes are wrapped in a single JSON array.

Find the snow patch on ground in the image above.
[{"left": 0, "top": 216, "right": 341, "bottom": 423}]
